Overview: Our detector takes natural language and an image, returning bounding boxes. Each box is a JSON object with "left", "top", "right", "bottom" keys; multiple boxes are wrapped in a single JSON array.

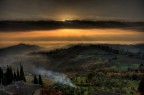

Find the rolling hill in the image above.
[
  {"left": 0, "top": 43, "right": 143, "bottom": 72},
  {"left": 0, "top": 43, "right": 41, "bottom": 56},
  {"left": 0, "top": 43, "right": 143, "bottom": 95}
]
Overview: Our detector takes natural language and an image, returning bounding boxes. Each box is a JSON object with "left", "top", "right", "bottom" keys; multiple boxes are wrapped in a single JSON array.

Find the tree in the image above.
[
  {"left": 38, "top": 75, "right": 43, "bottom": 86},
  {"left": 2, "top": 73, "right": 7, "bottom": 86},
  {"left": 6, "top": 66, "right": 13, "bottom": 85},
  {"left": 20, "top": 65, "right": 26, "bottom": 82},
  {"left": 0, "top": 67, "right": 3, "bottom": 84},
  {"left": 2, "top": 66, "right": 13, "bottom": 85},
  {"left": 16, "top": 68, "right": 20, "bottom": 81},
  {"left": 33, "top": 76, "right": 38, "bottom": 84},
  {"left": 0, "top": 65, "right": 27, "bottom": 86},
  {"left": 13, "top": 71, "right": 17, "bottom": 81},
  {"left": 8, "top": 67, "right": 13, "bottom": 84}
]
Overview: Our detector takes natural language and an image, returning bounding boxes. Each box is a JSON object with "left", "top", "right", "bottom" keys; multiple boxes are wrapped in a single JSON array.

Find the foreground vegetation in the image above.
[{"left": 47, "top": 63, "right": 143, "bottom": 95}]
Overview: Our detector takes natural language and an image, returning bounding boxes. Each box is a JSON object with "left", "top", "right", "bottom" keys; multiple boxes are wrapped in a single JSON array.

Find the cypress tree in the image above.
[
  {"left": 2, "top": 73, "right": 7, "bottom": 86},
  {"left": 20, "top": 65, "right": 26, "bottom": 82},
  {"left": 38, "top": 75, "right": 43, "bottom": 86},
  {"left": 33, "top": 76, "right": 38, "bottom": 84},
  {"left": 16, "top": 68, "right": 20, "bottom": 81},
  {"left": 6, "top": 66, "right": 13, "bottom": 85},
  {"left": 13, "top": 71, "right": 17, "bottom": 81},
  {"left": 9, "top": 67, "right": 13, "bottom": 84},
  {"left": 0, "top": 67, "right": 3, "bottom": 84}
]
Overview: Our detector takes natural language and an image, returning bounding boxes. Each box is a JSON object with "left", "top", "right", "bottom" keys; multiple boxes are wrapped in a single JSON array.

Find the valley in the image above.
[{"left": 0, "top": 43, "right": 144, "bottom": 95}]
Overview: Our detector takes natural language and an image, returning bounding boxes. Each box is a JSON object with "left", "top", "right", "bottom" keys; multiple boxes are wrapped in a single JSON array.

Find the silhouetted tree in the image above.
[
  {"left": 16, "top": 68, "right": 20, "bottom": 81},
  {"left": 2, "top": 73, "right": 7, "bottom": 86},
  {"left": 5, "top": 66, "right": 13, "bottom": 85},
  {"left": 0, "top": 67, "right": 3, "bottom": 84},
  {"left": 0, "top": 65, "right": 26, "bottom": 86},
  {"left": 33, "top": 76, "right": 38, "bottom": 84},
  {"left": 20, "top": 64, "right": 26, "bottom": 82},
  {"left": 39, "top": 75, "right": 43, "bottom": 86},
  {"left": 9, "top": 67, "right": 13, "bottom": 84},
  {"left": 13, "top": 71, "right": 17, "bottom": 81},
  {"left": 1, "top": 66, "right": 13, "bottom": 85}
]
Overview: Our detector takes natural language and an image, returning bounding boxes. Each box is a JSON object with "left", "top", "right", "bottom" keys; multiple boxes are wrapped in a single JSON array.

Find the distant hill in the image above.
[
  {"left": 0, "top": 43, "right": 143, "bottom": 72},
  {"left": 31, "top": 44, "right": 144, "bottom": 72},
  {"left": 0, "top": 43, "right": 41, "bottom": 56}
]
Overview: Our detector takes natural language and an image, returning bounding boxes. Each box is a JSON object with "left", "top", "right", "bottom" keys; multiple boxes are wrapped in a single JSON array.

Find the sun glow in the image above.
[
  {"left": 0, "top": 29, "right": 143, "bottom": 48},
  {"left": 0, "top": 29, "right": 142, "bottom": 38},
  {"left": 57, "top": 13, "right": 78, "bottom": 21}
]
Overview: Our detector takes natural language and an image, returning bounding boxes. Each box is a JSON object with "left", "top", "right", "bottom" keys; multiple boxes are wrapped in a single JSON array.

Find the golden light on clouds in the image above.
[
  {"left": 56, "top": 12, "right": 79, "bottom": 21},
  {"left": 0, "top": 29, "right": 143, "bottom": 47},
  {"left": 0, "top": 29, "right": 142, "bottom": 38}
]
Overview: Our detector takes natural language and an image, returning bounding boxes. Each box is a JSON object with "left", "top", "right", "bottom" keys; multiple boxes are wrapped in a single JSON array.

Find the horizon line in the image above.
[{"left": 0, "top": 19, "right": 144, "bottom": 22}]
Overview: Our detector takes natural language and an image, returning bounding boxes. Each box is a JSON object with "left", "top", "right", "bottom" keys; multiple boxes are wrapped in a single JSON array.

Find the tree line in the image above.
[
  {"left": 0, "top": 65, "right": 43, "bottom": 86},
  {"left": 33, "top": 75, "right": 43, "bottom": 86},
  {"left": 0, "top": 65, "right": 26, "bottom": 86}
]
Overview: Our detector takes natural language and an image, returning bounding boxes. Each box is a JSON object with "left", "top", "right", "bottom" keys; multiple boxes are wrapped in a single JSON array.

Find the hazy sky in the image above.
[
  {"left": 0, "top": 0, "right": 144, "bottom": 21},
  {"left": 0, "top": 0, "right": 144, "bottom": 47}
]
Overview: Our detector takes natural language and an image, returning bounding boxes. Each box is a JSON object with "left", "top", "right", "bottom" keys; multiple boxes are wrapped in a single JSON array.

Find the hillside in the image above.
[
  {"left": 0, "top": 43, "right": 143, "bottom": 72},
  {"left": 0, "top": 43, "right": 41, "bottom": 56},
  {"left": 31, "top": 44, "right": 144, "bottom": 72},
  {"left": 0, "top": 43, "right": 144, "bottom": 95}
]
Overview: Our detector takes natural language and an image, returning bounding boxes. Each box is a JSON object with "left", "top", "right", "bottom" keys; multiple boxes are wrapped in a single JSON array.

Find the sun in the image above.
[
  {"left": 57, "top": 13, "right": 78, "bottom": 21},
  {"left": 60, "top": 19, "right": 71, "bottom": 22}
]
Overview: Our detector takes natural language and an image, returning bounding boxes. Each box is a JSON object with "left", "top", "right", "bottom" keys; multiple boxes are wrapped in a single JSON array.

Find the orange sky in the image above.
[{"left": 0, "top": 29, "right": 143, "bottom": 47}]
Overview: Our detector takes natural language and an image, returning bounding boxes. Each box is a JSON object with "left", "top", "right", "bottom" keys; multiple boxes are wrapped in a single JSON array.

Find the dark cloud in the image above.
[{"left": 0, "top": 0, "right": 144, "bottom": 21}]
